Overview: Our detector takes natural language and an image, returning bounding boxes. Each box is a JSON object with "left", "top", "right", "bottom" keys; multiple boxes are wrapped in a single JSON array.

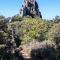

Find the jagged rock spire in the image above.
[{"left": 20, "top": 0, "right": 42, "bottom": 18}]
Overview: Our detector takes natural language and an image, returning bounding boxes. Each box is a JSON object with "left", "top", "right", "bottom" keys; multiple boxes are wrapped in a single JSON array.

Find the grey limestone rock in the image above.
[{"left": 20, "top": 0, "right": 42, "bottom": 18}]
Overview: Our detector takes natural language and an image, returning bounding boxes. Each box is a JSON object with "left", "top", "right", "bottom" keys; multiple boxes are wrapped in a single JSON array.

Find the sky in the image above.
[{"left": 0, "top": 0, "right": 60, "bottom": 19}]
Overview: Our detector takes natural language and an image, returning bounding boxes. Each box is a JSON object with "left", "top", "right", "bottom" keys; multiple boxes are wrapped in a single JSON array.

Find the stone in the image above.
[{"left": 20, "top": 0, "right": 42, "bottom": 18}]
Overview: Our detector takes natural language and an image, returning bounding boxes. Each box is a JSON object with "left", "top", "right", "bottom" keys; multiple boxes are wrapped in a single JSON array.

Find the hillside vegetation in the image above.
[{"left": 0, "top": 15, "right": 60, "bottom": 60}]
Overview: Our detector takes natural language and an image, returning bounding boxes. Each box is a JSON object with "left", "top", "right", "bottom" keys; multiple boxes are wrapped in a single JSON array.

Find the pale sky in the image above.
[{"left": 0, "top": 0, "right": 60, "bottom": 19}]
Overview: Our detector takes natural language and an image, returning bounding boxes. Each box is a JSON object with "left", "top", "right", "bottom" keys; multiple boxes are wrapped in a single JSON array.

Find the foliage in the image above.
[
  {"left": 0, "top": 15, "right": 60, "bottom": 60},
  {"left": 11, "top": 14, "right": 23, "bottom": 22},
  {"left": 31, "top": 46, "right": 57, "bottom": 60},
  {"left": 0, "top": 15, "right": 5, "bottom": 20},
  {"left": 47, "top": 23, "right": 60, "bottom": 44},
  {"left": 0, "top": 31, "right": 8, "bottom": 44},
  {"left": 55, "top": 15, "right": 60, "bottom": 20},
  {"left": 17, "top": 17, "right": 49, "bottom": 44}
]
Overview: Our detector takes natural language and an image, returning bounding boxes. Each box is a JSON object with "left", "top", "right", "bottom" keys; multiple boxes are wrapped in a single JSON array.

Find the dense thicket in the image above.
[{"left": 0, "top": 15, "right": 60, "bottom": 60}]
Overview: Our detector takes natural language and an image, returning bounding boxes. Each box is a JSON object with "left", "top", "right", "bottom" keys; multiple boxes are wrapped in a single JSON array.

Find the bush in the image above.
[
  {"left": 31, "top": 47, "right": 57, "bottom": 60},
  {"left": 11, "top": 15, "right": 23, "bottom": 22},
  {"left": 17, "top": 17, "right": 49, "bottom": 44},
  {"left": 47, "top": 23, "right": 60, "bottom": 44}
]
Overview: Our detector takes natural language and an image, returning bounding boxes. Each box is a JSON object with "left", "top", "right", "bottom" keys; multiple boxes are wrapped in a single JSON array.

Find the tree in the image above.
[
  {"left": 0, "top": 15, "right": 5, "bottom": 20},
  {"left": 53, "top": 15, "right": 60, "bottom": 23}
]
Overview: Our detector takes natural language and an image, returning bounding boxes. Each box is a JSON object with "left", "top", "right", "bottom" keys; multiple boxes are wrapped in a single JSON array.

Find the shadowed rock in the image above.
[{"left": 20, "top": 0, "right": 42, "bottom": 18}]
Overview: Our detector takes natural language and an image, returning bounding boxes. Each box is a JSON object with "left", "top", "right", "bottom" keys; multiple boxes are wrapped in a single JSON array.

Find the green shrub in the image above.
[
  {"left": 17, "top": 17, "right": 49, "bottom": 44},
  {"left": 11, "top": 15, "right": 23, "bottom": 22},
  {"left": 47, "top": 23, "right": 60, "bottom": 43}
]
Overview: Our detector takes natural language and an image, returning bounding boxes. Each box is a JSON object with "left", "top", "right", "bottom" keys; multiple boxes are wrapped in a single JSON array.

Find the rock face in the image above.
[{"left": 20, "top": 0, "right": 42, "bottom": 18}]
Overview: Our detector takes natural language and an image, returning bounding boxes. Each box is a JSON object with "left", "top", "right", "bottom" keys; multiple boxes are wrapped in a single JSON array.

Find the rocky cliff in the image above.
[{"left": 20, "top": 0, "right": 42, "bottom": 18}]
